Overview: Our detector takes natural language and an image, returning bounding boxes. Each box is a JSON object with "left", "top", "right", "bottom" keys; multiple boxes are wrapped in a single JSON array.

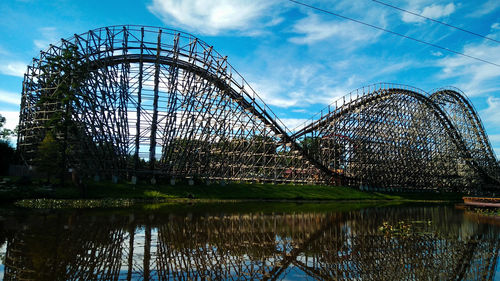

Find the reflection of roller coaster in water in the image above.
[
  {"left": 17, "top": 25, "right": 500, "bottom": 191},
  {"left": 1, "top": 206, "right": 499, "bottom": 280}
]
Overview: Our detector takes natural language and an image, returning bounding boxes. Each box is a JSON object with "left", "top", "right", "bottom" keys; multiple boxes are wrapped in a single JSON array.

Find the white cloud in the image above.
[
  {"left": 247, "top": 61, "right": 355, "bottom": 109},
  {"left": 468, "top": 0, "right": 500, "bottom": 17},
  {"left": 304, "top": 85, "right": 350, "bottom": 106},
  {"left": 489, "top": 134, "right": 500, "bottom": 143},
  {"left": 33, "top": 27, "right": 60, "bottom": 50},
  {"left": 422, "top": 3, "right": 455, "bottom": 17},
  {"left": 493, "top": 148, "right": 500, "bottom": 159},
  {"left": 147, "top": 0, "right": 281, "bottom": 35},
  {"left": 0, "top": 61, "right": 26, "bottom": 77},
  {"left": 481, "top": 101, "right": 500, "bottom": 158},
  {"left": 436, "top": 42, "right": 500, "bottom": 96},
  {"left": 0, "top": 110, "right": 19, "bottom": 131},
  {"left": 290, "top": 13, "right": 383, "bottom": 45},
  {"left": 244, "top": 51, "right": 412, "bottom": 114},
  {"left": 374, "top": 61, "right": 413, "bottom": 76},
  {"left": 481, "top": 97, "right": 500, "bottom": 126},
  {"left": 0, "top": 90, "right": 22, "bottom": 105},
  {"left": 249, "top": 72, "right": 357, "bottom": 113},
  {"left": 431, "top": 51, "right": 443, "bottom": 57},
  {"left": 402, "top": 3, "right": 455, "bottom": 23},
  {"left": 492, "top": 23, "right": 500, "bottom": 30},
  {"left": 250, "top": 79, "right": 300, "bottom": 108},
  {"left": 280, "top": 118, "right": 309, "bottom": 132}
]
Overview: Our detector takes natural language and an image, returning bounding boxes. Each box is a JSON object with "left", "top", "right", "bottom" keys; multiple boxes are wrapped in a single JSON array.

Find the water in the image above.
[{"left": 0, "top": 202, "right": 498, "bottom": 280}]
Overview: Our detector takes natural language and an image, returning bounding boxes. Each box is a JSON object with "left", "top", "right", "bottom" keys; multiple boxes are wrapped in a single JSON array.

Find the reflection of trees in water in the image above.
[
  {"left": 3, "top": 213, "right": 128, "bottom": 280},
  {"left": 1, "top": 207, "right": 499, "bottom": 280}
]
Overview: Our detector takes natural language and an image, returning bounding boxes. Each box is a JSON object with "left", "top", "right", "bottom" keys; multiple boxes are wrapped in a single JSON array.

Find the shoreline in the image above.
[
  {"left": 11, "top": 197, "right": 457, "bottom": 209},
  {"left": 1, "top": 176, "right": 465, "bottom": 208}
]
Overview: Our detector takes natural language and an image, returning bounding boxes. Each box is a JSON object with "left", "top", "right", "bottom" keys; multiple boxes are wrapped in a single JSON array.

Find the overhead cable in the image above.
[
  {"left": 372, "top": 0, "right": 500, "bottom": 44},
  {"left": 288, "top": 0, "right": 500, "bottom": 68}
]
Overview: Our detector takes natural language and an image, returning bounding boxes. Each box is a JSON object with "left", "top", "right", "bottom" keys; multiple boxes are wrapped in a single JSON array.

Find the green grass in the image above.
[
  {"left": 82, "top": 181, "right": 464, "bottom": 202},
  {"left": 167, "top": 183, "right": 395, "bottom": 200},
  {"left": 78, "top": 180, "right": 404, "bottom": 201},
  {"left": 0, "top": 175, "right": 465, "bottom": 205}
]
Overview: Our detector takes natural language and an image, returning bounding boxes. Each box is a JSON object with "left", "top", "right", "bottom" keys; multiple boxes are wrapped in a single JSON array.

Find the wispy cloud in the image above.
[
  {"left": 250, "top": 79, "right": 301, "bottom": 108},
  {"left": 0, "top": 90, "right": 22, "bottom": 105},
  {"left": 431, "top": 51, "right": 443, "bottom": 57},
  {"left": 0, "top": 61, "right": 26, "bottom": 77},
  {"left": 436, "top": 40, "right": 500, "bottom": 96},
  {"left": 481, "top": 96, "right": 500, "bottom": 126},
  {"left": 290, "top": 14, "right": 378, "bottom": 45},
  {"left": 280, "top": 118, "right": 309, "bottom": 132},
  {"left": 0, "top": 45, "right": 9, "bottom": 56},
  {"left": 147, "top": 0, "right": 282, "bottom": 35},
  {"left": 33, "top": 27, "right": 60, "bottom": 50},
  {"left": 244, "top": 45, "right": 416, "bottom": 115},
  {"left": 480, "top": 98, "right": 500, "bottom": 157},
  {"left": 468, "top": 0, "right": 500, "bottom": 17},
  {"left": 248, "top": 64, "right": 358, "bottom": 111},
  {"left": 489, "top": 134, "right": 500, "bottom": 143},
  {"left": 402, "top": 3, "right": 456, "bottom": 23},
  {"left": 493, "top": 148, "right": 500, "bottom": 159}
]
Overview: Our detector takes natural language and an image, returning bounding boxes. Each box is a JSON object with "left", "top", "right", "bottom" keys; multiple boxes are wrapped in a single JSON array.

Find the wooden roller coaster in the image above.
[{"left": 16, "top": 25, "right": 500, "bottom": 192}]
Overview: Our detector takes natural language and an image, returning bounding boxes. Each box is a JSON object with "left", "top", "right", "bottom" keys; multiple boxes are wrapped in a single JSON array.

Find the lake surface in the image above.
[{"left": 0, "top": 202, "right": 499, "bottom": 280}]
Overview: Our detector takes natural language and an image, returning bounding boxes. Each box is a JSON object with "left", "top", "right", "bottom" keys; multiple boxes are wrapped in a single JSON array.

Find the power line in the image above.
[
  {"left": 287, "top": 0, "right": 500, "bottom": 68},
  {"left": 372, "top": 0, "right": 500, "bottom": 44}
]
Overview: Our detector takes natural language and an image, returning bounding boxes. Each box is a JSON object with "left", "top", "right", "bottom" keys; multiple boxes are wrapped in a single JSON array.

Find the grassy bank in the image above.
[{"left": 0, "top": 176, "right": 464, "bottom": 205}]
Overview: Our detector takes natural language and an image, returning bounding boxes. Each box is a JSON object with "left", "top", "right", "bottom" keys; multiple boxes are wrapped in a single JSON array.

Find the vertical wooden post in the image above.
[{"left": 149, "top": 29, "right": 162, "bottom": 170}]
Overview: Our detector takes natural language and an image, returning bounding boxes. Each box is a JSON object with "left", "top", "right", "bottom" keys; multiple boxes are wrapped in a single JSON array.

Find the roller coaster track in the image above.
[
  {"left": 431, "top": 88, "right": 498, "bottom": 169},
  {"left": 17, "top": 25, "right": 500, "bottom": 191},
  {"left": 293, "top": 85, "right": 500, "bottom": 188}
]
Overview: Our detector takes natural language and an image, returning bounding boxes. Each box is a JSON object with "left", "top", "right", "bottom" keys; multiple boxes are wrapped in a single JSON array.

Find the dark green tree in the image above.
[
  {"left": 37, "top": 44, "right": 88, "bottom": 184},
  {"left": 0, "top": 114, "right": 15, "bottom": 140},
  {"left": 301, "top": 136, "right": 345, "bottom": 170},
  {"left": 161, "top": 138, "right": 211, "bottom": 174},
  {"left": 36, "top": 132, "right": 61, "bottom": 183},
  {"left": 0, "top": 142, "right": 14, "bottom": 175},
  {"left": 0, "top": 114, "right": 15, "bottom": 175},
  {"left": 301, "top": 136, "right": 321, "bottom": 156}
]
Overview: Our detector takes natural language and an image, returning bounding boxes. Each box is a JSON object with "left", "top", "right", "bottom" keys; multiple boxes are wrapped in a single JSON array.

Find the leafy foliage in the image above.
[
  {"left": 0, "top": 141, "right": 15, "bottom": 175},
  {"left": 0, "top": 114, "right": 15, "bottom": 141},
  {"left": 36, "top": 44, "right": 89, "bottom": 178},
  {"left": 36, "top": 132, "right": 62, "bottom": 183},
  {"left": 0, "top": 114, "right": 16, "bottom": 175}
]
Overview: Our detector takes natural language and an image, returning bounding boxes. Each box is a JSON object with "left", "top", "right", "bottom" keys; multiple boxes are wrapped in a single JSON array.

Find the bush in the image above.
[
  {"left": 0, "top": 141, "right": 15, "bottom": 175},
  {"left": 36, "top": 132, "right": 62, "bottom": 183}
]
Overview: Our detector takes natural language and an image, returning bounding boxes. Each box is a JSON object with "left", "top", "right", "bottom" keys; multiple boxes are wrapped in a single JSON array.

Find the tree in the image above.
[
  {"left": 37, "top": 44, "right": 88, "bottom": 184},
  {"left": 301, "top": 136, "right": 345, "bottom": 170},
  {"left": 301, "top": 136, "right": 321, "bottom": 156},
  {"left": 0, "top": 114, "right": 16, "bottom": 175},
  {"left": 161, "top": 138, "right": 211, "bottom": 175},
  {"left": 36, "top": 132, "right": 62, "bottom": 183},
  {"left": 0, "top": 142, "right": 14, "bottom": 175},
  {"left": 0, "top": 114, "right": 15, "bottom": 141}
]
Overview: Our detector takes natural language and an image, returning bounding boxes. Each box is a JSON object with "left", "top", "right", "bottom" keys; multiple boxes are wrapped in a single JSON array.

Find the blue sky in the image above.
[{"left": 0, "top": 0, "right": 499, "bottom": 157}]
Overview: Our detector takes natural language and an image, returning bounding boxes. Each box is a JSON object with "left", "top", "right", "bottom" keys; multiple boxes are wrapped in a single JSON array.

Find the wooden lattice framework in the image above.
[
  {"left": 16, "top": 25, "right": 500, "bottom": 191},
  {"left": 293, "top": 84, "right": 500, "bottom": 190},
  {"left": 2, "top": 209, "right": 499, "bottom": 280}
]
